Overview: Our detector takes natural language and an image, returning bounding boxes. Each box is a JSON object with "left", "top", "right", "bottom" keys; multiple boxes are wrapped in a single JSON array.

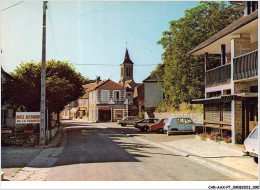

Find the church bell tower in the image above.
[{"left": 120, "top": 48, "right": 134, "bottom": 82}]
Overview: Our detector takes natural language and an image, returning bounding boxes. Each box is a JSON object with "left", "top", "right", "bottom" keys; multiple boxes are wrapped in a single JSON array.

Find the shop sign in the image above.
[
  {"left": 112, "top": 105, "right": 125, "bottom": 109},
  {"left": 16, "top": 112, "right": 40, "bottom": 124}
]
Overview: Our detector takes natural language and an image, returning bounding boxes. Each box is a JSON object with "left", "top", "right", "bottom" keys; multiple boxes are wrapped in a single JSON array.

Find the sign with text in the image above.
[{"left": 16, "top": 112, "right": 40, "bottom": 124}]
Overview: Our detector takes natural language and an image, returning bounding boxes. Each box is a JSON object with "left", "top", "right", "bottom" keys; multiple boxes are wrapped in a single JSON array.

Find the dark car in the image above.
[{"left": 134, "top": 118, "right": 159, "bottom": 132}]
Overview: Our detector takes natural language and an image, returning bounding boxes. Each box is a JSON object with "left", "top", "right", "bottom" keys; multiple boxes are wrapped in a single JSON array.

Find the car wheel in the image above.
[
  {"left": 157, "top": 128, "right": 164, "bottom": 134},
  {"left": 121, "top": 123, "right": 126, "bottom": 127},
  {"left": 143, "top": 126, "right": 149, "bottom": 132},
  {"left": 254, "top": 157, "right": 258, "bottom": 164}
]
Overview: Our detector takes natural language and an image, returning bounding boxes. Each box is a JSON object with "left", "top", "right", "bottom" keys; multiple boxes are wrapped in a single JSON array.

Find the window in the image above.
[
  {"left": 126, "top": 67, "right": 131, "bottom": 77},
  {"left": 185, "top": 118, "right": 193, "bottom": 123},
  {"left": 114, "top": 91, "right": 120, "bottom": 101},
  {"left": 126, "top": 92, "right": 133, "bottom": 103},
  {"left": 102, "top": 90, "right": 109, "bottom": 101},
  {"left": 176, "top": 118, "right": 185, "bottom": 123},
  {"left": 115, "top": 110, "right": 123, "bottom": 119},
  {"left": 250, "top": 128, "right": 258, "bottom": 139},
  {"left": 250, "top": 86, "right": 258, "bottom": 93}
]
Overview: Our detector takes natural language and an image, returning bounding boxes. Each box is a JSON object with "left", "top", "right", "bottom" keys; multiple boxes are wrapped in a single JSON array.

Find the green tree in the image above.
[
  {"left": 3, "top": 59, "right": 87, "bottom": 127},
  {"left": 155, "top": 1, "right": 243, "bottom": 110}
]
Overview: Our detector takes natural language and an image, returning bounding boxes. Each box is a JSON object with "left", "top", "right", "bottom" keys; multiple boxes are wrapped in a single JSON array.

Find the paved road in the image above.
[{"left": 46, "top": 120, "right": 234, "bottom": 181}]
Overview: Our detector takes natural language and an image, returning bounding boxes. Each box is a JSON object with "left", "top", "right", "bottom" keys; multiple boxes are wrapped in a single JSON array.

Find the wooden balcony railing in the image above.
[
  {"left": 233, "top": 50, "right": 258, "bottom": 81},
  {"left": 206, "top": 64, "right": 231, "bottom": 87}
]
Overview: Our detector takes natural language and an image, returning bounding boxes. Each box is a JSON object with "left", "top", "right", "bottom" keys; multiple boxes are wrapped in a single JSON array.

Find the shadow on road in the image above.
[{"left": 52, "top": 127, "right": 155, "bottom": 167}]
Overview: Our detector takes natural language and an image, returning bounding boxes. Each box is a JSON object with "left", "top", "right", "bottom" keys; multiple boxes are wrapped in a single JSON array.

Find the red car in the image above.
[{"left": 149, "top": 118, "right": 166, "bottom": 133}]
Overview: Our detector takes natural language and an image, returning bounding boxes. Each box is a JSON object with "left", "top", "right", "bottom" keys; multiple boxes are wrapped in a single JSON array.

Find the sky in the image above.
[{"left": 0, "top": 1, "right": 199, "bottom": 83}]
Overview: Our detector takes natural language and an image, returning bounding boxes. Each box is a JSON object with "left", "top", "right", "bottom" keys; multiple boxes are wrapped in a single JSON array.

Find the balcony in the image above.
[
  {"left": 233, "top": 50, "right": 258, "bottom": 81},
  {"left": 206, "top": 64, "right": 231, "bottom": 87}
]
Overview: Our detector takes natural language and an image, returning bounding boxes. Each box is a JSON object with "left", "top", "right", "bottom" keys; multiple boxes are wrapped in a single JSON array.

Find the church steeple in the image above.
[
  {"left": 120, "top": 48, "right": 134, "bottom": 82},
  {"left": 123, "top": 48, "right": 133, "bottom": 64}
]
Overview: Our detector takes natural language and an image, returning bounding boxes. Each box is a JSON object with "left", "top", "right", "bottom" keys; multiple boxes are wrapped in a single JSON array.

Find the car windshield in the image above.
[{"left": 249, "top": 128, "right": 258, "bottom": 139}]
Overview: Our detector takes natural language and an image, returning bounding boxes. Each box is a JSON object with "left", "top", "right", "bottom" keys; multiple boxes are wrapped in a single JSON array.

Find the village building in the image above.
[
  {"left": 133, "top": 83, "right": 145, "bottom": 116},
  {"left": 143, "top": 75, "right": 163, "bottom": 118},
  {"left": 88, "top": 79, "right": 128, "bottom": 122},
  {"left": 189, "top": 1, "right": 258, "bottom": 144}
]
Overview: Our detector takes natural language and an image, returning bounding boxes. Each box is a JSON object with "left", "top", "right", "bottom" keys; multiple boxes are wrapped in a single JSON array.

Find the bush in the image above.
[
  {"left": 186, "top": 104, "right": 193, "bottom": 110},
  {"left": 198, "top": 133, "right": 208, "bottom": 141},
  {"left": 199, "top": 131, "right": 229, "bottom": 142},
  {"left": 224, "top": 137, "right": 232, "bottom": 143},
  {"left": 208, "top": 132, "right": 221, "bottom": 142}
]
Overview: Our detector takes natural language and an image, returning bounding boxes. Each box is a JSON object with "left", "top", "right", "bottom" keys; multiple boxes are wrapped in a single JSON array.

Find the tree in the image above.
[
  {"left": 154, "top": 1, "right": 243, "bottom": 110},
  {"left": 2, "top": 59, "right": 87, "bottom": 127}
]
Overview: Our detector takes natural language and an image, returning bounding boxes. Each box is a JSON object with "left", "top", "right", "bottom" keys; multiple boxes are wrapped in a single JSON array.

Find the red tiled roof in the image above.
[
  {"left": 82, "top": 82, "right": 99, "bottom": 98},
  {"left": 188, "top": 10, "right": 258, "bottom": 55},
  {"left": 93, "top": 79, "right": 125, "bottom": 90}
]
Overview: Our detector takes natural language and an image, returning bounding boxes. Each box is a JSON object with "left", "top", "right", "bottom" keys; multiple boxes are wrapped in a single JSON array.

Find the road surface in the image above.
[{"left": 46, "top": 120, "right": 234, "bottom": 181}]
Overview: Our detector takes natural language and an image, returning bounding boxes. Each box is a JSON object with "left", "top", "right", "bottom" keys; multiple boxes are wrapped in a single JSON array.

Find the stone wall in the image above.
[
  {"left": 153, "top": 112, "right": 203, "bottom": 124},
  {"left": 1, "top": 133, "right": 39, "bottom": 146},
  {"left": 234, "top": 100, "right": 243, "bottom": 144},
  {"left": 234, "top": 80, "right": 258, "bottom": 93},
  {"left": 233, "top": 35, "right": 251, "bottom": 57}
]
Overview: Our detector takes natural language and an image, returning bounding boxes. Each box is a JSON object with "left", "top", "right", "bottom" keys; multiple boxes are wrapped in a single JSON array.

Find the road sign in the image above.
[{"left": 16, "top": 112, "right": 40, "bottom": 124}]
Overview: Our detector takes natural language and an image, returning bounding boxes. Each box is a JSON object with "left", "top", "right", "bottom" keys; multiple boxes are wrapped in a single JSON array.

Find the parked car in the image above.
[
  {"left": 134, "top": 118, "right": 159, "bottom": 132},
  {"left": 149, "top": 118, "right": 166, "bottom": 133},
  {"left": 163, "top": 117, "right": 197, "bottom": 131},
  {"left": 243, "top": 126, "right": 258, "bottom": 164},
  {"left": 117, "top": 116, "right": 139, "bottom": 126}
]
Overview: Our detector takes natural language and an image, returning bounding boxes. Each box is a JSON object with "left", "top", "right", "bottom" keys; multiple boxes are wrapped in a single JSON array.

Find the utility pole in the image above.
[{"left": 40, "top": 1, "right": 47, "bottom": 146}]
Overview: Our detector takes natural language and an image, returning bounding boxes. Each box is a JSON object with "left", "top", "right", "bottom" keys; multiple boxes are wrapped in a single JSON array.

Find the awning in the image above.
[
  {"left": 191, "top": 95, "right": 238, "bottom": 104},
  {"left": 70, "top": 108, "right": 78, "bottom": 112},
  {"left": 128, "top": 105, "right": 138, "bottom": 110},
  {"left": 98, "top": 107, "right": 111, "bottom": 111},
  {"left": 79, "top": 107, "right": 86, "bottom": 111}
]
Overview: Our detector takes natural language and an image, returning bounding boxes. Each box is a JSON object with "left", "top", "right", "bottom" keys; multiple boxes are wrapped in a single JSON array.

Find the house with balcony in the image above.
[
  {"left": 88, "top": 79, "right": 128, "bottom": 122},
  {"left": 189, "top": 1, "right": 258, "bottom": 144}
]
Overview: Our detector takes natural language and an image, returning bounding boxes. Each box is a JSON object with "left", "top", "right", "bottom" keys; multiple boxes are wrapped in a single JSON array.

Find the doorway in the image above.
[
  {"left": 242, "top": 98, "right": 258, "bottom": 142},
  {"left": 99, "top": 110, "right": 111, "bottom": 122}
]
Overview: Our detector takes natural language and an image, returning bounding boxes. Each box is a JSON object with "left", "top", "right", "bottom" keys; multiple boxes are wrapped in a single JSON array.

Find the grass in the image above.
[{"left": 156, "top": 103, "right": 203, "bottom": 114}]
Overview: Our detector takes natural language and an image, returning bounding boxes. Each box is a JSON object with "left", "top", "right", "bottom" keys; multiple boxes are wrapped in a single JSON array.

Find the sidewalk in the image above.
[
  {"left": 133, "top": 134, "right": 258, "bottom": 180},
  {"left": 1, "top": 127, "right": 64, "bottom": 181}
]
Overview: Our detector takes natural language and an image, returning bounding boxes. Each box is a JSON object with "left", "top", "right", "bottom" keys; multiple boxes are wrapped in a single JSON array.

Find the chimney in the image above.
[{"left": 96, "top": 76, "right": 101, "bottom": 84}]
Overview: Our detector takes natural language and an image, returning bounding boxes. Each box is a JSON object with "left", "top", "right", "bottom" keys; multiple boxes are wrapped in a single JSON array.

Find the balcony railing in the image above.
[
  {"left": 233, "top": 50, "right": 258, "bottom": 81},
  {"left": 206, "top": 64, "right": 231, "bottom": 87}
]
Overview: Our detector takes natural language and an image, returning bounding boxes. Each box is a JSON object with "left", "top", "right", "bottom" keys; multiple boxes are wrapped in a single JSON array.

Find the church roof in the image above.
[{"left": 122, "top": 48, "right": 133, "bottom": 64}]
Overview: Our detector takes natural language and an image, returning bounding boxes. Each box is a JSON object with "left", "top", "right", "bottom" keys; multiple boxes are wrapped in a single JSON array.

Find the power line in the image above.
[
  {"left": 1, "top": 1, "right": 24, "bottom": 12},
  {"left": 72, "top": 64, "right": 158, "bottom": 66}
]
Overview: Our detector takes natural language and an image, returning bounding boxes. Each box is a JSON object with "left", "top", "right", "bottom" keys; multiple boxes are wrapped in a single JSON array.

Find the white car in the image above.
[
  {"left": 117, "top": 116, "right": 139, "bottom": 126},
  {"left": 243, "top": 126, "right": 258, "bottom": 163}
]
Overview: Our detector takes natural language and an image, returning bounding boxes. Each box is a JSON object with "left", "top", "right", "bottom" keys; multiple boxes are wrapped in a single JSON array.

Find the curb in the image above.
[
  {"left": 134, "top": 136, "right": 258, "bottom": 180},
  {"left": 47, "top": 129, "right": 64, "bottom": 148},
  {"left": 39, "top": 129, "right": 64, "bottom": 149}
]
